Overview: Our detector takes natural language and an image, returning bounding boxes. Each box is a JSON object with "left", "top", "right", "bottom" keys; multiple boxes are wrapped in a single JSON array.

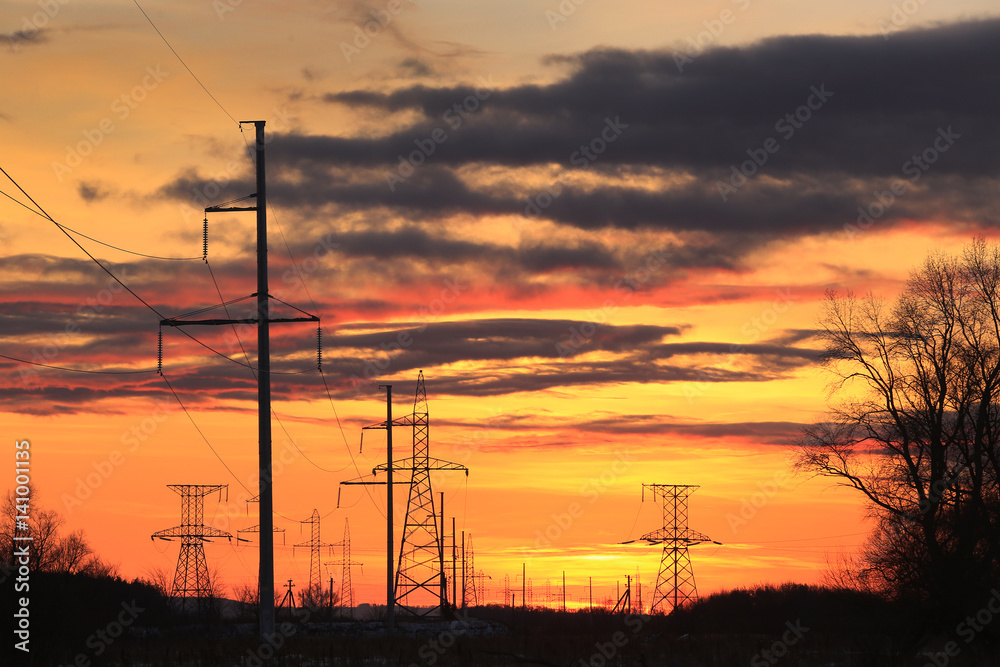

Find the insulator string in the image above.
[
  {"left": 317, "top": 323, "right": 322, "bottom": 371},
  {"left": 202, "top": 216, "right": 208, "bottom": 261}
]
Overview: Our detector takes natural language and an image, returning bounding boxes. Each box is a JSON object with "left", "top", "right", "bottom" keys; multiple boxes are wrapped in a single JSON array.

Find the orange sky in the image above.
[{"left": 3, "top": 0, "right": 1000, "bottom": 609}]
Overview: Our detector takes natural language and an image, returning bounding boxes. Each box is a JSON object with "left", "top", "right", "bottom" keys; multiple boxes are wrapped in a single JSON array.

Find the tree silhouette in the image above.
[
  {"left": 798, "top": 238, "right": 1000, "bottom": 620},
  {"left": 0, "top": 490, "right": 116, "bottom": 576}
]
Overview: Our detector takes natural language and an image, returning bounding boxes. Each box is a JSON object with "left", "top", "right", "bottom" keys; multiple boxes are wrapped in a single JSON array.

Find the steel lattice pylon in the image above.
[
  {"left": 462, "top": 533, "right": 477, "bottom": 608},
  {"left": 626, "top": 484, "right": 716, "bottom": 615},
  {"left": 346, "top": 371, "right": 468, "bottom": 617},
  {"left": 390, "top": 372, "right": 468, "bottom": 614},
  {"left": 327, "top": 518, "right": 362, "bottom": 611},
  {"left": 151, "top": 485, "right": 231, "bottom": 598},
  {"left": 294, "top": 509, "right": 335, "bottom": 593}
]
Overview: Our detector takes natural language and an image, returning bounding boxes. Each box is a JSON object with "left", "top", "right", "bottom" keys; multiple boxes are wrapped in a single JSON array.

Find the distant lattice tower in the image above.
[
  {"left": 462, "top": 533, "right": 477, "bottom": 607},
  {"left": 152, "top": 485, "right": 232, "bottom": 599},
  {"left": 475, "top": 570, "right": 489, "bottom": 604},
  {"left": 294, "top": 509, "right": 335, "bottom": 593},
  {"left": 328, "top": 518, "right": 362, "bottom": 610},
  {"left": 237, "top": 495, "right": 285, "bottom": 546},
  {"left": 625, "top": 484, "right": 718, "bottom": 614}
]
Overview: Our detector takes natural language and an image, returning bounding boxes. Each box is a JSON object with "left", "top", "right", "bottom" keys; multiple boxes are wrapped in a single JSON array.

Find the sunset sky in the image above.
[{"left": 3, "top": 0, "right": 1000, "bottom": 609}]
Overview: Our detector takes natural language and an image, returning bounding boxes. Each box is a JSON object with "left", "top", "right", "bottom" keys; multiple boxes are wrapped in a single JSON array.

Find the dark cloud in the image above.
[
  {"left": 145, "top": 18, "right": 1000, "bottom": 290},
  {"left": 78, "top": 181, "right": 111, "bottom": 202},
  {"left": 398, "top": 57, "right": 433, "bottom": 77},
  {"left": 452, "top": 411, "right": 806, "bottom": 445},
  {"left": 251, "top": 19, "right": 997, "bottom": 240},
  {"left": 0, "top": 28, "right": 49, "bottom": 51},
  {"left": 0, "top": 301, "right": 822, "bottom": 412}
]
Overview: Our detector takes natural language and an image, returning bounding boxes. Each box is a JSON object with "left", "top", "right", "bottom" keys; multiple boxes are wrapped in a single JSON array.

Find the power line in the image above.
[
  {"left": 4, "top": 168, "right": 314, "bottom": 375},
  {"left": 320, "top": 369, "right": 387, "bottom": 520},
  {"left": 0, "top": 352, "right": 156, "bottom": 375},
  {"left": 57, "top": 222, "right": 201, "bottom": 261},
  {"left": 1, "top": 165, "right": 269, "bottom": 371},
  {"left": 131, "top": 0, "right": 239, "bottom": 125},
  {"left": 3, "top": 187, "right": 201, "bottom": 260},
  {"left": 161, "top": 372, "right": 251, "bottom": 495},
  {"left": 0, "top": 164, "right": 168, "bottom": 319}
]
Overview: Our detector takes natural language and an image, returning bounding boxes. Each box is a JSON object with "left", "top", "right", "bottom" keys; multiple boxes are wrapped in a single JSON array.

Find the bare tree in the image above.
[
  {"left": 799, "top": 238, "right": 1000, "bottom": 616},
  {"left": 141, "top": 565, "right": 174, "bottom": 597},
  {"left": 1, "top": 491, "right": 117, "bottom": 576}
]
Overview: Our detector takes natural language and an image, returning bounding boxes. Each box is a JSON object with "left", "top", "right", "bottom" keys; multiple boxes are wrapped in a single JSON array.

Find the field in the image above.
[{"left": 8, "top": 572, "right": 1000, "bottom": 667}]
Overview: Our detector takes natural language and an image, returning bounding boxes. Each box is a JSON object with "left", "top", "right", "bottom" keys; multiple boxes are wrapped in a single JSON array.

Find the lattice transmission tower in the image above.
[
  {"left": 237, "top": 495, "right": 285, "bottom": 545},
  {"left": 344, "top": 371, "right": 468, "bottom": 617},
  {"left": 151, "top": 484, "right": 231, "bottom": 599},
  {"left": 327, "top": 518, "right": 362, "bottom": 610},
  {"left": 623, "top": 484, "right": 718, "bottom": 614},
  {"left": 462, "top": 532, "right": 477, "bottom": 607},
  {"left": 294, "top": 509, "right": 335, "bottom": 594}
]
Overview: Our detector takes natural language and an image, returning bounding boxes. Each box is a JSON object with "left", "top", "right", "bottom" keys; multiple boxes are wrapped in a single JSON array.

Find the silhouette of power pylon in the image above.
[
  {"left": 326, "top": 518, "right": 362, "bottom": 611},
  {"left": 623, "top": 484, "right": 719, "bottom": 614},
  {"left": 237, "top": 495, "right": 285, "bottom": 544},
  {"left": 463, "top": 533, "right": 477, "bottom": 607},
  {"left": 343, "top": 371, "right": 468, "bottom": 616},
  {"left": 474, "top": 570, "right": 490, "bottom": 604},
  {"left": 294, "top": 509, "right": 335, "bottom": 593},
  {"left": 151, "top": 485, "right": 231, "bottom": 599},
  {"left": 280, "top": 579, "right": 296, "bottom": 609}
]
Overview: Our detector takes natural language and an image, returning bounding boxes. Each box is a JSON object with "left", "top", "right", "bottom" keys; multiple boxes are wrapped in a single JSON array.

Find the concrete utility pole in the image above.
[
  {"left": 384, "top": 385, "right": 394, "bottom": 634},
  {"left": 159, "top": 121, "right": 319, "bottom": 648}
]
